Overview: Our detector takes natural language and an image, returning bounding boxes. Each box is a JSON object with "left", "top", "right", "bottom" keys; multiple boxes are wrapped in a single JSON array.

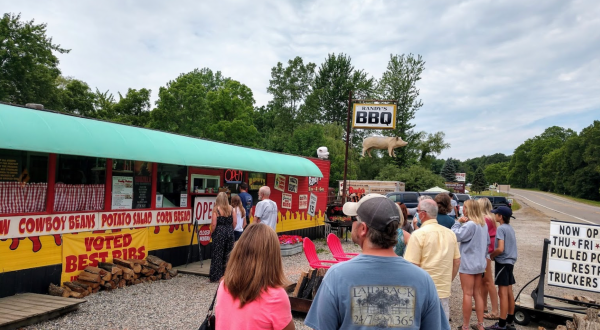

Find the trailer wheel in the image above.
[{"left": 514, "top": 309, "right": 531, "bottom": 326}]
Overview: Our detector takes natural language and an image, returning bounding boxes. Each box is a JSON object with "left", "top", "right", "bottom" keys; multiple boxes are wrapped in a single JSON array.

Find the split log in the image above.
[
  {"left": 78, "top": 272, "right": 101, "bottom": 283},
  {"left": 164, "top": 273, "right": 172, "bottom": 280},
  {"left": 573, "top": 308, "right": 600, "bottom": 329},
  {"left": 146, "top": 255, "right": 168, "bottom": 269},
  {"left": 98, "top": 262, "right": 123, "bottom": 276},
  {"left": 293, "top": 272, "right": 308, "bottom": 298},
  {"left": 114, "top": 258, "right": 142, "bottom": 273},
  {"left": 141, "top": 266, "right": 156, "bottom": 276},
  {"left": 92, "top": 286, "right": 100, "bottom": 293},
  {"left": 71, "top": 281, "right": 89, "bottom": 291},
  {"left": 102, "top": 282, "right": 113, "bottom": 290},
  {"left": 84, "top": 266, "right": 112, "bottom": 281},
  {"left": 115, "top": 264, "right": 134, "bottom": 280},
  {"left": 145, "top": 262, "right": 165, "bottom": 274},
  {"left": 77, "top": 279, "right": 100, "bottom": 289},
  {"left": 49, "top": 283, "right": 70, "bottom": 298},
  {"left": 127, "top": 258, "right": 148, "bottom": 266},
  {"left": 149, "top": 275, "right": 157, "bottom": 281},
  {"left": 118, "top": 279, "right": 126, "bottom": 288},
  {"left": 69, "top": 291, "right": 82, "bottom": 298},
  {"left": 167, "top": 268, "right": 178, "bottom": 277},
  {"left": 64, "top": 281, "right": 87, "bottom": 294},
  {"left": 133, "top": 279, "right": 141, "bottom": 285},
  {"left": 165, "top": 263, "right": 172, "bottom": 270}
]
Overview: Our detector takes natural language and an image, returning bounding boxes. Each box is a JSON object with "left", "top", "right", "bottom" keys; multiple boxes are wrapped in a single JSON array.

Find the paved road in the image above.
[{"left": 511, "top": 188, "right": 600, "bottom": 225}]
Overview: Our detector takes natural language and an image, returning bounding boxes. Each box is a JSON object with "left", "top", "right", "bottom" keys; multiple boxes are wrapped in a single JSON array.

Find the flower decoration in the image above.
[{"left": 278, "top": 235, "right": 303, "bottom": 245}]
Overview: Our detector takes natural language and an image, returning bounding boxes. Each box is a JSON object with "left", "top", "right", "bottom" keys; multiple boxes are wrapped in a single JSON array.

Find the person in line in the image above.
[
  {"left": 215, "top": 223, "right": 295, "bottom": 330},
  {"left": 478, "top": 198, "right": 499, "bottom": 320},
  {"left": 230, "top": 195, "right": 245, "bottom": 241},
  {"left": 254, "top": 186, "right": 278, "bottom": 231},
  {"left": 449, "top": 192, "right": 459, "bottom": 219},
  {"left": 486, "top": 206, "right": 518, "bottom": 330},
  {"left": 238, "top": 182, "right": 253, "bottom": 227},
  {"left": 452, "top": 200, "right": 489, "bottom": 330},
  {"left": 209, "top": 192, "right": 236, "bottom": 282},
  {"left": 396, "top": 202, "right": 413, "bottom": 233},
  {"left": 434, "top": 193, "right": 455, "bottom": 229},
  {"left": 412, "top": 195, "right": 433, "bottom": 230},
  {"left": 405, "top": 199, "right": 460, "bottom": 322},
  {"left": 394, "top": 203, "right": 411, "bottom": 257},
  {"left": 305, "top": 194, "right": 449, "bottom": 330}
]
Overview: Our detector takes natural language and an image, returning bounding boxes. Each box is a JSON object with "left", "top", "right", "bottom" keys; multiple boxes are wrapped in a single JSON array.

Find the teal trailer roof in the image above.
[{"left": 0, "top": 104, "right": 323, "bottom": 177}]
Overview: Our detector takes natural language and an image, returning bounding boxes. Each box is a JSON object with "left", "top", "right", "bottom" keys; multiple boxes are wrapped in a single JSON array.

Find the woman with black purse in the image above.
[{"left": 213, "top": 223, "right": 295, "bottom": 330}]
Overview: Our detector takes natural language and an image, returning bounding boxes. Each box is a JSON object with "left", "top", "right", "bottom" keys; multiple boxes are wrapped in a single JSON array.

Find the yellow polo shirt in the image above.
[{"left": 404, "top": 219, "right": 460, "bottom": 299}]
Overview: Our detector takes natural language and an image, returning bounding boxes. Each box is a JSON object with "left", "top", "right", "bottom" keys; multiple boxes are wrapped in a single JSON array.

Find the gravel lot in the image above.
[{"left": 25, "top": 196, "right": 600, "bottom": 329}]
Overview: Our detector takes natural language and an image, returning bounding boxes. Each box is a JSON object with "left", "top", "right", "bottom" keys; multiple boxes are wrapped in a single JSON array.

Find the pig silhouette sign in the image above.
[{"left": 362, "top": 136, "right": 408, "bottom": 157}]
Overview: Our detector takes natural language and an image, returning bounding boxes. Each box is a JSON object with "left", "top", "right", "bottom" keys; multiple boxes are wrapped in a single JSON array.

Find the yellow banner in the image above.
[{"left": 61, "top": 228, "right": 148, "bottom": 284}]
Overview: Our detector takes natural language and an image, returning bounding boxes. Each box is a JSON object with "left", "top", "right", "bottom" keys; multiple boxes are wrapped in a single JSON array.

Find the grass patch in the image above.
[
  {"left": 517, "top": 188, "right": 600, "bottom": 208},
  {"left": 470, "top": 190, "right": 521, "bottom": 211},
  {"left": 316, "top": 248, "right": 326, "bottom": 254}
]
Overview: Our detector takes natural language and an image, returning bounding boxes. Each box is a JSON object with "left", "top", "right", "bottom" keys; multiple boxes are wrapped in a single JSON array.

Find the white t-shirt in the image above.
[
  {"left": 255, "top": 199, "right": 278, "bottom": 230},
  {"left": 234, "top": 206, "right": 244, "bottom": 232},
  {"left": 449, "top": 199, "right": 457, "bottom": 216}
]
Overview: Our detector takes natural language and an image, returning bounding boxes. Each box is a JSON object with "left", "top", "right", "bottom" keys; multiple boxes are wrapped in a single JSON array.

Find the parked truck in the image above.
[{"left": 327, "top": 180, "right": 405, "bottom": 220}]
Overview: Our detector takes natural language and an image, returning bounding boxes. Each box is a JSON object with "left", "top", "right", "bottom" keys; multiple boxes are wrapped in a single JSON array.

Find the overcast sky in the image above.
[{"left": 6, "top": 0, "right": 600, "bottom": 160}]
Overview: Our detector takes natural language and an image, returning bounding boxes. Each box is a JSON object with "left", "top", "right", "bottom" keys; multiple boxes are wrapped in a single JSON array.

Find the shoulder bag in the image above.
[{"left": 198, "top": 286, "right": 218, "bottom": 330}]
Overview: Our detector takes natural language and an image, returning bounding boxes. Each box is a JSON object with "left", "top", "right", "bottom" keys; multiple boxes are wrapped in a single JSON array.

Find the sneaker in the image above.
[
  {"left": 506, "top": 324, "right": 516, "bottom": 330},
  {"left": 484, "top": 323, "right": 506, "bottom": 330}
]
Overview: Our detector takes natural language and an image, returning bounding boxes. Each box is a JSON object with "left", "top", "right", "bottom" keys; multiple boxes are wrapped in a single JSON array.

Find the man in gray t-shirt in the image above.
[{"left": 254, "top": 186, "right": 278, "bottom": 231}]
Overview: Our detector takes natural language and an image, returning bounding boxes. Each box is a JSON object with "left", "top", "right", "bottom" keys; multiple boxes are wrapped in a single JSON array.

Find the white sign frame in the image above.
[
  {"left": 193, "top": 196, "right": 216, "bottom": 225},
  {"left": 308, "top": 193, "right": 318, "bottom": 217},
  {"left": 352, "top": 103, "right": 397, "bottom": 129}
]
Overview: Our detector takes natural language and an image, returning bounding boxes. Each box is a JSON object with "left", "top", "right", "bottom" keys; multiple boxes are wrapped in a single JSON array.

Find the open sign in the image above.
[
  {"left": 193, "top": 197, "right": 215, "bottom": 225},
  {"left": 352, "top": 104, "right": 397, "bottom": 129}
]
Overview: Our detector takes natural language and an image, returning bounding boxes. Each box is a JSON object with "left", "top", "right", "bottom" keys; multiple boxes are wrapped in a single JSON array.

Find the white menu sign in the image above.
[{"left": 112, "top": 176, "right": 133, "bottom": 210}]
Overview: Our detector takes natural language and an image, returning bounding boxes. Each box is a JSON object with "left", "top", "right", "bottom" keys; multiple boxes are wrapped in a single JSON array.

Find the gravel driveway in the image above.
[{"left": 25, "top": 196, "right": 600, "bottom": 329}]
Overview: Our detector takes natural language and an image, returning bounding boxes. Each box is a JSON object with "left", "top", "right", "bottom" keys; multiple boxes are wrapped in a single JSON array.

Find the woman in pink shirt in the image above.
[
  {"left": 478, "top": 198, "right": 499, "bottom": 320},
  {"left": 215, "top": 223, "right": 295, "bottom": 330}
]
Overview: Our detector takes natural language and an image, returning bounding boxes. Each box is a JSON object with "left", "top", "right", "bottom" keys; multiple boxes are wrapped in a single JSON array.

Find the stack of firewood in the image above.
[
  {"left": 49, "top": 255, "right": 178, "bottom": 299},
  {"left": 291, "top": 268, "right": 327, "bottom": 300}
]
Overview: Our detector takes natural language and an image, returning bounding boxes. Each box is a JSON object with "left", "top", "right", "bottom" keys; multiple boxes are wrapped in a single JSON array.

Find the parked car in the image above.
[
  {"left": 418, "top": 192, "right": 440, "bottom": 199},
  {"left": 386, "top": 191, "right": 420, "bottom": 209},
  {"left": 473, "top": 196, "right": 512, "bottom": 209}
]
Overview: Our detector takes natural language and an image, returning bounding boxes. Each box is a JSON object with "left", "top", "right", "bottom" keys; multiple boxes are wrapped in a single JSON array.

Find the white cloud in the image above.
[{"left": 5, "top": 0, "right": 600, "bottom": 160}]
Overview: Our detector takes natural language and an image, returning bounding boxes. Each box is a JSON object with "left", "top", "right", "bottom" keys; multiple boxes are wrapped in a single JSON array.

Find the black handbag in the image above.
[{"left": 199, "top": 287, "right": 218, "bottom": 330}]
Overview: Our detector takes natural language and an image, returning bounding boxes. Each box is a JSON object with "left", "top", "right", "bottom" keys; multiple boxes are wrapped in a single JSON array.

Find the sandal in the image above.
[
  {"left": 483, "top": 312, "right": 499, "bottom": 320},
  {"left": 470, "top": 322, "right": 485, "bottom": 330},
  {"left": 457, "top": 326, "right": 469, "bottom": 330}
]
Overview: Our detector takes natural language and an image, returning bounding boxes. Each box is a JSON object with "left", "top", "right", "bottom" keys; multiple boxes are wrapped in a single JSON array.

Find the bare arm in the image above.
[
  {"left": 452, "top": 258, "right": 460, "bottom": 280},
  {"left": 490, "top": 240, "right": 505, "bottom": 260},
  {"left": 210, "top": 210, "right": 217, "bottom": 232},
  {"left": 282, "top": 319, "right": 295, "bottom": 330},
  {"left": 232, "top": 207, "right": 237, "bottom": 230}
]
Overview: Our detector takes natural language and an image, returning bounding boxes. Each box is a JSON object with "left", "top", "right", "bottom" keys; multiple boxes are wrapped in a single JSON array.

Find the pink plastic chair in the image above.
[
  {"left": 327, "top": 233, "right": 359, "bottom": 261},
  {"left": 303, "top": 237, "right": 339, "bottom": 269}
]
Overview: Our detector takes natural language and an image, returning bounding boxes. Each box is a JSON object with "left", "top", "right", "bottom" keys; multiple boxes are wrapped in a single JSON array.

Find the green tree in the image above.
[
  {"left": 282, "top": 123, "right": 326, "bottom": 157},
  {"left": 150, "top": 68, "right": 227, "bottom": 137},
  {"left": 416, "top": 131, "right": 450, "bottom": 169},
  {"left": 266, "top": 56, "right": 316, "bottom": 132},
  {"left": 440, "top": 158, "right": 457, "bottom": 182},
  {"left": 323, "top": 124, "right": 360, "bottom": 186},
  {"left": 376, "top": 164, "right": 445, "bottom": 191},
  {"left": 305, "top": 53, "right": 375, "bottom": 126},
  {"left": 472, "top": 167, "right": 487, "bottom": 193},
  {"left": 484, "top": 162, "right": 509, "bottom": 185},
  {"left": 57, "top": 77, "right": 97, "bottom": 117},
  {"left": 378, "top": 54, "right": 425, "bottom": 167},
  {"left": 0, "top": 13, "right": 69, "bottom": 107}
]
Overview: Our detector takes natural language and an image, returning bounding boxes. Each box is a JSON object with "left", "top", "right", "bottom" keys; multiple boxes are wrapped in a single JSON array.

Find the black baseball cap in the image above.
[
  {"left": 491, "top": 206, "right": 515, "bottom": 218},
  {"left": 342, "top": 194, "right": 400, "bottom": 231}
]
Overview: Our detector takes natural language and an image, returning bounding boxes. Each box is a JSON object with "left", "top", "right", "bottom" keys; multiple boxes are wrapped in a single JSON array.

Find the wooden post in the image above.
[{"left": 342, "top": 90, "right": 352, "bottom": 205}]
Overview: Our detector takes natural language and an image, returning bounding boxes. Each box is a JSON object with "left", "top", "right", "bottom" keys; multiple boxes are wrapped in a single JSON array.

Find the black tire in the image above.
[{"left": 514, "top": 309, "right": 531, "bottom": 326}]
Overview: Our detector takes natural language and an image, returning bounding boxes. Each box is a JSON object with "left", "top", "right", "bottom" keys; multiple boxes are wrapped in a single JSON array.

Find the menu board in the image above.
[
  {"left": 133, "top": 162, "right": 152, "bottom": 209},
  {"left": 0, "top": 158, "right": 20, "bottom": 181},
  {"left": 249, "top": 172, "right": 266, "bottom": 190},
  {"left": 299, "top": 194, "right": 308, "bottom": 209},
  {"left": 112, "top": 176, "right": 133, "bottom": 210}
]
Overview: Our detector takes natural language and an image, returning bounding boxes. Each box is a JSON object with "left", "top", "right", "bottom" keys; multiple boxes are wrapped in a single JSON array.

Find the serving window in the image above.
[
  {"left": 111, "top": 160, "right": 153, "bottom": 210},
  {"left": 0, "top": 148, "right": 48, "bottom": 214},
  {"left": 190, "top": 174, "right": 220, "bottom": 194},
  {"left": 157, "top": 163, "right": 187, "bottom": 208},
  {"left": 54, "top": 155, "right": 106, "bottom": 212}
]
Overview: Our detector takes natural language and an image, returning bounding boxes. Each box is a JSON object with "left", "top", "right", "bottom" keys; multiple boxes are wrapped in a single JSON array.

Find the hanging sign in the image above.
[
  {"left": 549, "top": 220, "right": 600, "bottom": 292},
  {"left": 225, "top": 169, "right": 243, "bottom": 183},
  {"left": 193, "top": 196, "right": 216, "bottom": 225},
  {"left": 299, "top": 195, "right": 308, "bottom": 209},
  {"left": 61, "top": 228, "right": 148, "bottom": 284},
  {"left": 455, "top": 173, "right": 466, "bottom": 182},
  {"left": 274, "top": 174, "right": 286, "bottom": 192},
  {"left": 288, "top": 177, "right": 298, "bottom": 193},
  {"left": 282, "top": 193, "right": 292, "bottom": 209},
  {"left": 197, "top": 224, "right": 211, "bottom": 246},
  {"left": 352, "top": 104, "right": 397, "bottom": 129},
  {"left": 308, "top": 193, "right": 318, "bottom": 217},
  {"left": 249, "top": 172, "right": 266, "bottom": 190}
]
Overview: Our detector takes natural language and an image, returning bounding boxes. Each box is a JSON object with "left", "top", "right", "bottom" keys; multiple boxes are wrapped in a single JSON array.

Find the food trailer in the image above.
[{"left": 0, "top": 103, "right": 330, "bottom": 298}]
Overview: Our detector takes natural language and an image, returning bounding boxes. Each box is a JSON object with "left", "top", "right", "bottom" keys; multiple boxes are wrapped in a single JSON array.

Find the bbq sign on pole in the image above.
[
  {"left": 352, "top": 104, "right": 397, "bottom": 129},
  {"left": 549, "top": 220, "right": 600, "bottom": 292}
]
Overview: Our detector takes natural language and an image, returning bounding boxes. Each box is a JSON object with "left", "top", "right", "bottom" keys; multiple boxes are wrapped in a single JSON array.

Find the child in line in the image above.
[{"left": 486, "top": 206, "right": 517, "bottom": 330}]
